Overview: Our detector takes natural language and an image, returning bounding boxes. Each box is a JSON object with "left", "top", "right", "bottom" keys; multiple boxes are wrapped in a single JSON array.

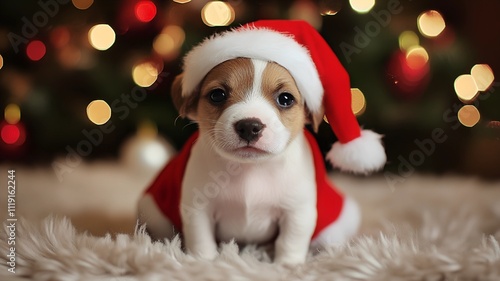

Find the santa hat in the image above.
[{"left": 181, "top": 20, "right": 386, "bottom": 175}]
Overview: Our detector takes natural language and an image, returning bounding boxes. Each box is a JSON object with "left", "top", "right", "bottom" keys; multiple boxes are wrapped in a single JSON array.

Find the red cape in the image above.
[{"left": 144, "top": 130, "right": 344, "bottom": 239}]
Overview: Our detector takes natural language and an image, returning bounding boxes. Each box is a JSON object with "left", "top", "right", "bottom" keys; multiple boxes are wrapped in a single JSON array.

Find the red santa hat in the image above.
[{"left": 181, "top": 20, "right": 386, "bottom": 174}]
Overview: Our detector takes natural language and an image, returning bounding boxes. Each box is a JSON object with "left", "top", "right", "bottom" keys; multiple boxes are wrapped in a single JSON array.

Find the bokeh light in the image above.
[
  {"left": 458, "top": 105, "right": 480, "bottom": 127},
  {"left": 153, "top": 25, "right": 185, "bottom": 59},
  {"left": 137, "top": 120, "right": 158, "bottom": 138},
  {"left": 88, "top": 24, "right": 116, "bottom": 51},
  {"left": 86, "top": 100, "right": 112, "bottom": 125},
  {"left": 471, "top": 64, "right": 494, "bottom": 91},
  {"left": 153, "top": 34, "right": 175, "bottom": 56},
  {"left": 351, "top": 88, "right": 366, "bottom": 116},
  {"left": 132, "top": 61, "right": 159, "bottom": 87},
  {"left": 387, "top": 50, "right": 430, "bottom": 99},
  {"left": 0, "top": 54, "right": 3, "bottom": 69},
  {"left": 58, "top": 45, "right": 82, "bottom": 69},
  {"left": 72, "top": 0, "right": 93, "bottom": 10},
  {"left": 121, "top": 133, "right": 175, "bottom": 171},
  {"left": 454, "top": 74, "right": 479, "bottom": 103},
  {"left": 399, "top": 31, "right": 419, "bottom": 51},
  {"left": 140, "top": 140, "right": 169, "bottom": 168},
  {"left": 319, "top": 0, "right": 342, "bottom": 16},
  {"left": 201, "top": 1, "right": 235, "bottom": 27},
  {"left": 0, "top": 122, "right": 25, "bottom": 146},
  {"left": 349, "top": 0, "right": 375, "bottom": 14},
  {"left": 405, "top": 46, "right": 429, "bottom": 70},
  {"left": 26, "top": 40, "right": 47, "bottom": 61},
  {"left": 1, "top": 124, "right": 20, "bottom": 145},
  {"left": 417, "top": 10, "right": 446, "bottom": 38},
  {"left": 173, "top": 0, "right": 191, "bottom": 3},
  {"left": 135, "top": 1, "right": 157, "bottom": 23},
  {"left": 50, "top": 26, "right": 70, "bottom": 49},
  {"left": 5, "top": 104, "right": 21, "bottom": 124}
]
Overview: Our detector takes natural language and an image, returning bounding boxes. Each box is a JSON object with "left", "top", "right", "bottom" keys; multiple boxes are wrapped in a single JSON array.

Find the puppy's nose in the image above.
[{"left": 234, "top": 118, "right": 265, "bottom": 143}]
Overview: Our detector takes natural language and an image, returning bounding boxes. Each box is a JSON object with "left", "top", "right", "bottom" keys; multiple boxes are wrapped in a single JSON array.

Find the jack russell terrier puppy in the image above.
[{"left": 138, "top": 20, "right": 386, "bottom": 264}]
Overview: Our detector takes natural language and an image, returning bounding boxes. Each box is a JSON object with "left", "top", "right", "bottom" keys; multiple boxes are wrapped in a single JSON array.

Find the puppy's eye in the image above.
[
  {"left": 276, "top": 92, "right": 295, "bottom": 108},
  {"left": 209, "top": 89, "right": 227, "bottom": 104}
]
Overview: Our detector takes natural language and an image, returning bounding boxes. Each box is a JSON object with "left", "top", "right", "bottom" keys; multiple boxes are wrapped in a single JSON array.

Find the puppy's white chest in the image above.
[{"left": 213, "top": 165, "right": 287, "bottom": 243}]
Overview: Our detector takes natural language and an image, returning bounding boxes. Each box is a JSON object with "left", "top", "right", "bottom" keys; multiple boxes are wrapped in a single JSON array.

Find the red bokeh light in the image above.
[
  {"left": 26, "top": 40, "right": 47, "bottom": 61},
  {"left": 1, "top": 123, "right": 21, "bottom": 145},
  {"left": 134, "top": 1, "right": 157, "bottom": 23},
  {"left": 387, "top": 50, "right": 430, "bottom": 100}
]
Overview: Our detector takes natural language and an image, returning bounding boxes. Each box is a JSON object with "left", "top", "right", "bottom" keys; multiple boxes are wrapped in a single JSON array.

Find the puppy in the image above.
[
  {"left": 138, "top": 19, "right": 386, "bottom": 265},
  {"left": 139, "top": 57, "right": 361, "bottom": 264}
]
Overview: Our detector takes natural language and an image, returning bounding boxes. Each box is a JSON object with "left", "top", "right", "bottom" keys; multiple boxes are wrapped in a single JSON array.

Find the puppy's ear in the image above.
[
  {"left": 171, "top": 73, "right": 198, "bottom": 120},
  {"left": 305, "top": 105, "right": 325, "bottom": 133}
]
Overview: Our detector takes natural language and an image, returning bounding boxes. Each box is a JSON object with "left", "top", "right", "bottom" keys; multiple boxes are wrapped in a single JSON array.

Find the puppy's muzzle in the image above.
[{"left": 234, "top": 118, "right": 266, "bottom": 143}]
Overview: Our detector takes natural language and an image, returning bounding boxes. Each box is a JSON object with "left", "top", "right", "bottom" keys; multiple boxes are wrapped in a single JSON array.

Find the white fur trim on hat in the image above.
[
  {"left": 181, "top": 26, "right": 324, "bottom": 114},
  {"left": 326, "top": 130, "right": 386, "bottom": 175}
]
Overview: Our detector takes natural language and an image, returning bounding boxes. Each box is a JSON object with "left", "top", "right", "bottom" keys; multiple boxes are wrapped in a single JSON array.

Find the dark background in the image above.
[{"left": 0, "top": 0, "right": 499, "bottom": 178}]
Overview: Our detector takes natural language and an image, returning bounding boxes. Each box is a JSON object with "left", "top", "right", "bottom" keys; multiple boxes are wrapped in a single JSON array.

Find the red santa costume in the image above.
[{"left": 142, "top": 20, "right": 386, "bottom": 241}]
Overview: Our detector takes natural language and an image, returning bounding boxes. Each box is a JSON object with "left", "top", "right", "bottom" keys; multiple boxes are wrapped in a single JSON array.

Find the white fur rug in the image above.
[{"left": 1, "top": 171, "right": 500, "bottom": 280}]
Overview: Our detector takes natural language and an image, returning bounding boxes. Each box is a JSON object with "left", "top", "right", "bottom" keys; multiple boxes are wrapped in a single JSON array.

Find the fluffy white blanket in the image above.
[{"left": 0, "top": 165, "right": 499, "bottom": 280}]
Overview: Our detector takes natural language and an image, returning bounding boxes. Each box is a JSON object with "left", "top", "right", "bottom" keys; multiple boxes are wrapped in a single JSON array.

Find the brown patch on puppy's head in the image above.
[
  {"left": 196, "top": 58, "right": 254, "bottom": 132},
  {"left": 260, "top": 61, "right": 324, "bottom": 133},
  {"left": 260, "top": 61, "right": 307, "bottom": 139}
]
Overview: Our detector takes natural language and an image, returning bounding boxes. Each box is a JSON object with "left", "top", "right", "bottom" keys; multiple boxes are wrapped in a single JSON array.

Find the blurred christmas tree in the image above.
[{"left": 0, "top": 0, "right": 499, "bottom": 178}]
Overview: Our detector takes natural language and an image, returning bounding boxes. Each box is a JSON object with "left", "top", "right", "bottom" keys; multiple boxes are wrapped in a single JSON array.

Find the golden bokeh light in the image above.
[
  {"left": 471, "top": 64, "right": 494, "bottom": 91},
  {"left": 201, "top": 1, "right": 235, "bottom": 27},
  {"left": 458, "top": 105, "right": 480, "bottom": 127},
  {"left": 405, "top": 46, "right": 429, "bottom": 70},
  {"left": 173, "top": 0, "right": 191, "bottom": 3},
  {"left": 72, "top": 0, "right": 94, "bottom": 10},
  {"left": 153, "top": 34, "right": 175, "bottom": 57},
  {"left": 417, "top": 10, "right": 446, "bottom": 38},
  {"left": 88, "top": 24, "right": 116, "bottom": 51},
  {"left": 132, "top": 62, "right": 159, "bottom": 87},
  {"left": 399, "top": 31, "right": 419, "bottom": 51},
  {"left": 137, "top": 120, "right": 159, "bottom": 138},
  {"left": 87, "top": 100, "right": 111, "bottom": 125},
  {"left": 162, "top": 25, "right": 185, "bottom": 47},
  {"left": 0, "top": 54, "right": 4, "bottom": 69},
  {"left": 153, "top": 25, "right": 185, "bottom": 59},
  {"left": 5, "top": 104, "right": 21, "bottom": 124},
  {"left": 349, "top": 0, "right": 375, "bottom": 14},
  {"left": 454, "top": 74, "right": 479, "bottom": 103},
  {"left": 351, "top": 88, "right": 366, "bottom": 116}
]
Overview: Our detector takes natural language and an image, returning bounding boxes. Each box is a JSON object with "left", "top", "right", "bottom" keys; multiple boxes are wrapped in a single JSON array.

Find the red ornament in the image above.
[{"left": 387, "top": 49, "right": 430, "bottom": 100}]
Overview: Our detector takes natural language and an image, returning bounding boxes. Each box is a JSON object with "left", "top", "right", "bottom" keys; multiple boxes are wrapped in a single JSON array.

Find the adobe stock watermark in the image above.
[
  {"left": 339, "top": 0, "right": 404, "bottom": 63},
  {"left": 52, "top": 72, "right": 170, "bottom": 182},
  {"left": 384, "top": 82, "right": 499, "bottom": 191},
  {"left": 7, "top": 0, "right": 71, "bottom": 53}
]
